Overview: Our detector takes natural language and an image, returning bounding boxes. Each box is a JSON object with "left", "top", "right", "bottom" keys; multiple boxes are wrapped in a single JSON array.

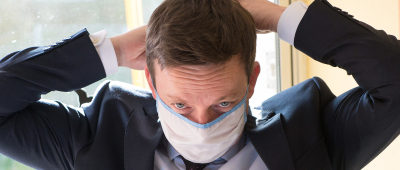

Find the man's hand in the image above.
[
  {"left": 110, "top": 26, "right": 147, "bottom": 70},
  {"left": 238, "top": 0, "right": 286, "bottom": 32}
]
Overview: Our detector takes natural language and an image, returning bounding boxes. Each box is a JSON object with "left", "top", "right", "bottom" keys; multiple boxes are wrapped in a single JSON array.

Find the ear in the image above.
[
  {"left": 247, "top": 61, "right": 261, "bottom": 100},
  {"left": 144, "top": 65, "right": 157, "bottom": 99}
]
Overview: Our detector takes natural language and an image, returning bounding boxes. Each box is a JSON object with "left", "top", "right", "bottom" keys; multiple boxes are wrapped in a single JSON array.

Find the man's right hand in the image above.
[
  {"left": 110, "top": 25, "right": 147, "bottom": 70},
  {"left": 237, "top": 0, "right": 286, "bottom": 32}
]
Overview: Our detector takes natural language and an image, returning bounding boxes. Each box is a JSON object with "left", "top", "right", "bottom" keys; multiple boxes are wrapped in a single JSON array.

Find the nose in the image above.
[{"left": 189, "top": 108, "right": 219, "bottom": 124}]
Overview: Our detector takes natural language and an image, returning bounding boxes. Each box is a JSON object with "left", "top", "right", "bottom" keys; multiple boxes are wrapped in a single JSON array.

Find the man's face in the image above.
[{"left": 145, "top": 55, "right": 260, "bottom": 124}]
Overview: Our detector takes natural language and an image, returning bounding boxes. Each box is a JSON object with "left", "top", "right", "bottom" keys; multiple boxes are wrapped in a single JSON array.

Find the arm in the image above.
[
  {"left": 0, "top": 26, "right": 146, "bottom": 169},
  {"left": 0, "top": 29, "right": 105, "bottom": 169},
  {"left": 239, "top": 0, "right": 400, "bottom": 169},
  {"left": 295, "top": 1, "right": 400, "bottom": 169}
]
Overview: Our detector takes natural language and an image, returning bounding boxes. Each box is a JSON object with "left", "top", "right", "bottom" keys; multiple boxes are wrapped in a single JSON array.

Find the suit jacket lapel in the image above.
[
  {"left": 124, "top": 105, "right": 163, "bottom": 170},
  {"left": 123, "top": 106, "right": 295, "bottom": 169},
  {"left": 245, "top": 113, "right": 295, "bottom": 170}
]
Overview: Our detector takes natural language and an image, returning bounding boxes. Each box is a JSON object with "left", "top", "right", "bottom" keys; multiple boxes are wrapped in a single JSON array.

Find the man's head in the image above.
[{"left": 145, "top": 0, "right": 260, "bottom": 124}]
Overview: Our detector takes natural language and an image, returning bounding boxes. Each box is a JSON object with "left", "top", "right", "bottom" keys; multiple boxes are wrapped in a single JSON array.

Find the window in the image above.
[{"left": 0, "top": 0, "right": 287, "bottom": 169}]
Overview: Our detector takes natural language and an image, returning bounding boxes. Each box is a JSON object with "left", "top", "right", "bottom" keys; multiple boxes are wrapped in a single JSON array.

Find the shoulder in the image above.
[
  {"left": 271, "top": 76, "right": 334, "bottom": 103},
  {"left": 252, "top": 77, "right": 336, "bottom": 164},
  {"left": 103, "top": 81, "right": 154, "bottom": 101},
  {"left": 83, "top": 80, "right": 156, "bottom": 115},
  {"left": 256, "top": 77, "right": 335, "bottom": 119},
  {"left": 96, "top": 80, "right": 154, "bottom": 105}
]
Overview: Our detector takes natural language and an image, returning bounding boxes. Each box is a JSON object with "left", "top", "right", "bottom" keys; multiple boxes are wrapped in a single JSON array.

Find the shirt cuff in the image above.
[
  {"left": 277, "top": 1, "right": 308, "bottom": 46},
  {"left": 89, "top": 30, "right": 119, "bottom": 76}
]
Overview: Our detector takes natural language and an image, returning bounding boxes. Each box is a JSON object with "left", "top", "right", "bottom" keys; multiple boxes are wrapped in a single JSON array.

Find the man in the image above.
[{"left": 0, "top": 0, "right": 399, "bottom": 169}]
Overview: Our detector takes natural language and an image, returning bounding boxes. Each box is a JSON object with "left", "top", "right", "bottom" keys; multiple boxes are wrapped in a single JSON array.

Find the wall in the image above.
[{"left": 301, "top": 0, "right": 400, "bottom": 169}]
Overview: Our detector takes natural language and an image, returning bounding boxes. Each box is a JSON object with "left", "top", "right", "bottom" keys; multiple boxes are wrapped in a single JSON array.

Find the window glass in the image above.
[
  {"left": 0, "top": 0, "right": 132, "bottom": 107},
  {"left": 250, "top": 33, "right": 279, "bottom": 119}
]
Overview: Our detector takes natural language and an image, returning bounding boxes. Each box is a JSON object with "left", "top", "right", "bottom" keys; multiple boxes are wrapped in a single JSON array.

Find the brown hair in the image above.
[{"left": 146, "top": 0, "right": 256, "bottom": 85}]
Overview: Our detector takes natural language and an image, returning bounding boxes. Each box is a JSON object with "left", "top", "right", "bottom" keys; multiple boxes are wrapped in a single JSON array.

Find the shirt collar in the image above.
[
  {"left": 166, "top": 133, "right": 247, "bottom": 162},
  {"left": 167, "top": 139, "right": 181, "bottom": 161}
]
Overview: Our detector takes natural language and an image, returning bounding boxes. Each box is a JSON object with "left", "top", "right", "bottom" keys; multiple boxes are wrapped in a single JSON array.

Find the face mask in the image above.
[{"left": 155, "top": 88, "right": 248, "bottom": 163}]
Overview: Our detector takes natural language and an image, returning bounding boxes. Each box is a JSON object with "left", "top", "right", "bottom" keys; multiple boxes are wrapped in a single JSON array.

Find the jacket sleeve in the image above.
[
  {"left": 0, "top": 29, "right": 106, "bottom": 169},
  {"left": 294, "top": 0, "right": 400, "bottom": 169}
]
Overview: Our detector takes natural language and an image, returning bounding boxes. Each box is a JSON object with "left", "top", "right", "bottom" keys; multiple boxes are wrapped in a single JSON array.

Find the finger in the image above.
[{"left": 131, "top": 50, "right": 147, "bottom": 70}]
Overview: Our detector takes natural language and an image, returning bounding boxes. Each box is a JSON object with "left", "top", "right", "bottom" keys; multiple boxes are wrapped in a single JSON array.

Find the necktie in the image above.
[{"left": 181, "top": 156, "right": 210, "bottom": 170}]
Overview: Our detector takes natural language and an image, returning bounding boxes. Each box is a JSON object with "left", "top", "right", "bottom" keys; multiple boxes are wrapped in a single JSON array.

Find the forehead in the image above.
[{"left": 154, "top": 55, "right": 248, "bottom": 99}]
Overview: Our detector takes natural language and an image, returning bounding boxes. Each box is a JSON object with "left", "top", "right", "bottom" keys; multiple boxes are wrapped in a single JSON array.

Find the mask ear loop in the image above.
[
  {"left": 151, "top": 79, "right": 162, "bottom": 123},
  {"left": 151, "top": 79, "right": 160, "bottom": 99},
  {"left": 151, "top": 81, "right": 164, "bottom": 112},
  {"left": 244, "top": 85, "right": 249, "bottom": 123}
]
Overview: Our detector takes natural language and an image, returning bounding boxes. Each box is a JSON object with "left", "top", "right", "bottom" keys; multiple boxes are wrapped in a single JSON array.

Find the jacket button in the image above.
[
  {"left": 333, "top": 7, "right": 342, "bottom": 12},
  {"left": 62, "top": 37, "right": 71, "bottom": 41}
]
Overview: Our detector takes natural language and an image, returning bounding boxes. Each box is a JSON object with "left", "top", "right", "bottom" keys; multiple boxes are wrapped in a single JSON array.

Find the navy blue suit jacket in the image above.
[{"left": 1, "top": 0, "right": 400, "bottom": 169}]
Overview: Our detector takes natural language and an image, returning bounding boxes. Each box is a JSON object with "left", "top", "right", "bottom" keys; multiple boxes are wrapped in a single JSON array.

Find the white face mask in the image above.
[{"left": 155, "top": 88, "right": 248, "bottom": 163}]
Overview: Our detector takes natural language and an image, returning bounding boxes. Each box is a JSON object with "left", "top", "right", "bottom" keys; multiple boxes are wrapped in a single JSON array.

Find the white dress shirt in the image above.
[
  {"left": 154, "top": 134, "right": 269, "bottom": 170},
  {"left": 89, "top": 1, "right": 308, "bottom": 169},
  {"left": 154, "top": 133, "right": 249, "bottom": 170}
]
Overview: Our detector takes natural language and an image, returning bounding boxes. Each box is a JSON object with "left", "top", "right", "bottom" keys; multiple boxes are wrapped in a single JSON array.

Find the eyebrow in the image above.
[{"left": 165, "top": 92, "right": 240, "bottom": 104}]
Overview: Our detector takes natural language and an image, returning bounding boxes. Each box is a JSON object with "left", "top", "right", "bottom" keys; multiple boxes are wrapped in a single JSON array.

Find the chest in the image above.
[{"left": 153, "top": 142, "right": 268, "bottom": 170}]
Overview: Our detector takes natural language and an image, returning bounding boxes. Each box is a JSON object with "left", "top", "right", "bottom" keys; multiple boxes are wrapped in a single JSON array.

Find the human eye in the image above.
[
  {"left": 219, "top": 102, "right": 230, "bottom": 108},
  {"left": 174, "top": 103, "right": 187, "bottom": 109}
]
